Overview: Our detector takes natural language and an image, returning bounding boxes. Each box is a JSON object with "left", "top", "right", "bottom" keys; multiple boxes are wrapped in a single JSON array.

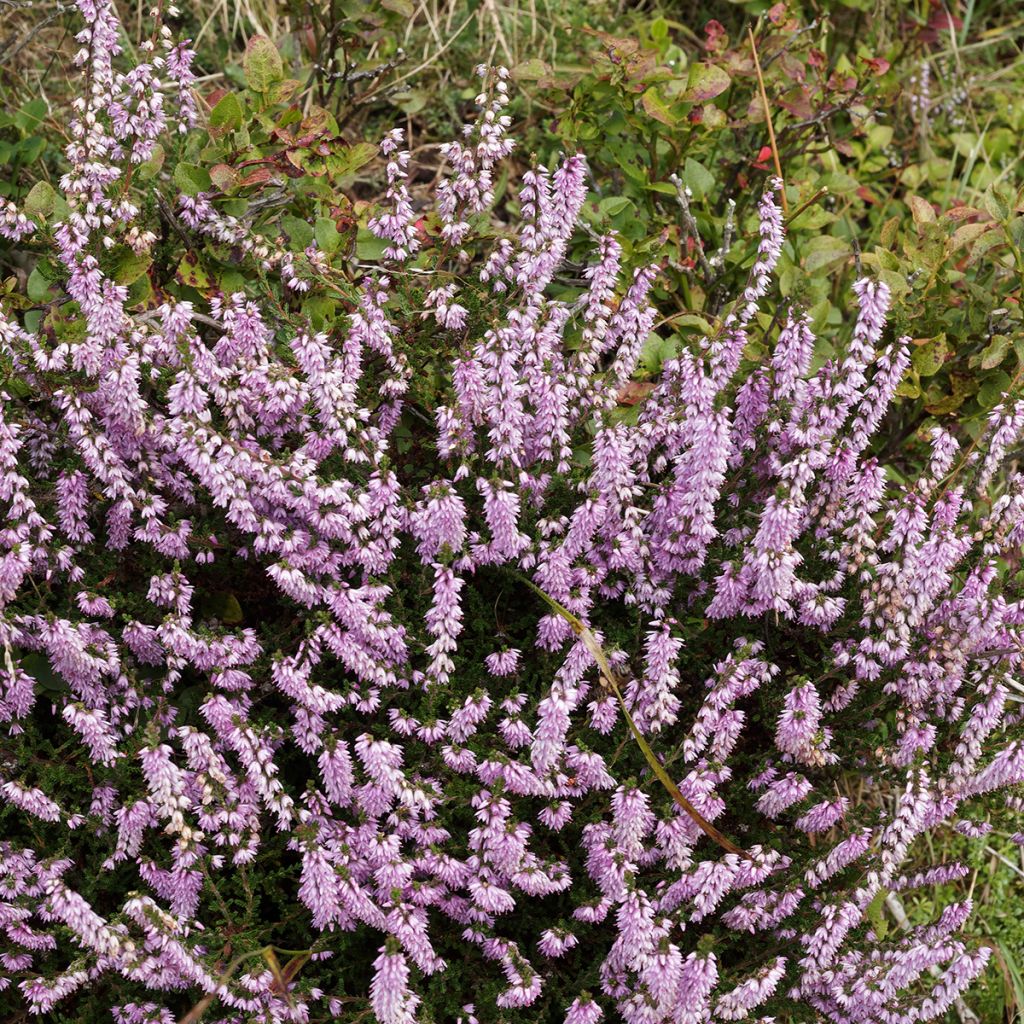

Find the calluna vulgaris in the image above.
[{"left": 1, "top": 4, "right": 1023, "bottom": 1024}]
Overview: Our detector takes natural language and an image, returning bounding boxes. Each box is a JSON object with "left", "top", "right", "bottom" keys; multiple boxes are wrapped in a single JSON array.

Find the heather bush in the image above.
[{"left": 2, "top": 4, "right": 1024, "bottom": 1024}]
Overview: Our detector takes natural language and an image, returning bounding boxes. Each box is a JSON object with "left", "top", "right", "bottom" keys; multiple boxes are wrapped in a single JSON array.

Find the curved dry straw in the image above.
[{"left": 519, "top": 575, "right": 753, "bottom": 861}]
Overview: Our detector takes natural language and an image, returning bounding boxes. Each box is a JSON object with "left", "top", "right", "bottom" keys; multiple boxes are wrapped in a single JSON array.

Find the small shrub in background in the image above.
[
  {"left": 513, "top": 6, "right": 1024, "bottom": 436},
  {"left": 3, "top": 4, "right": 1024, "bottom": 1024}
]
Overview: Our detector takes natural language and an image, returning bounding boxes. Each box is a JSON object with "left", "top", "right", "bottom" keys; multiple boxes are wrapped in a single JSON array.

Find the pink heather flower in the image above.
[
  {"left": 369, "top": 129, "right": 421, "bottom": 261},
  {"left": 794, "top": 798, "right": 848, "bottom": 834},
  {"left": 714, "top": 957, "right": 787, "bottom": 1020},
  {"left": 371, "top": 946, "right": 421, "bottom": 1024},
  {"left": 1, "top": 781, "right": 61, "bottom": 822},
  {"left": 0, "top": 200, "right": 36, "bottom": 241},
  {"left": 776, "top": 682, "right": 833, "bottom": 766},
  {"left": 485, "top": 648, "right": 520, "bottom": 676},
  {"left": 538, "top": 927, "right": 578, "bottom": 958},
  {"left": 299, "top": 845, "right": 342, "bottom": 930},
  {"left": 564, "top": 994, "right": 603, "bottom": 1024}
]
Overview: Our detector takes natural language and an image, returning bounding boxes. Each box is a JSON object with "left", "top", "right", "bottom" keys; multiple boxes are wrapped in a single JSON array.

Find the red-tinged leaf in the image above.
[
  {"left": 642, "top": 87, "right": 678, "bottom": 126},
  {"left": 243, "top": 35, "right": 284, "bottom": 93},
  {"left": 777, "top": 85, "right": 812, "bottom": 120},
  {"left": 858, "top": 186, "right": 881, "bottom": 205},
  {"left": 906, "top": 194, "right": 936, "bottom": 225},
  {"left": 204, "top": 87, "right": 229, "bottom": 109},
  {"left": 238, "top": 166, "right": 273, "bottom": 187},
  {"left": 617, "top": 381, "right": 655, "bottom": 406},
  {"left": 767, "top": 2, "right": 787, "bottom": 23},
  {"left": 704, "top": 19, "right": 726, "bottom": 52},
  {"left": 827, "top": 72, "right": 857, "bottom": 92},
  {"left": 683, "top": 63, "right": 731, "bottom": 102},
  {"left": 209, "top": 164, "right": 238, "bottom": 192},
  {"left": 861, "top": 56, "right": 890, "bottom": 76},
  {"left": 175, "top": 252, "right": 212, "bottom": 291},
  {"left": 943, "top": 205, "right": 987, "bottom": 223},
  {"left": 948, "top": 221, "right": 994, "bottom": 254}
]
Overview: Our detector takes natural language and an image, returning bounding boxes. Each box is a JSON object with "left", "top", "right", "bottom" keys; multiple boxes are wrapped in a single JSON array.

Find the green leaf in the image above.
[
  {"left": 511, "top": 58, "right": 549, "bottom": 81},
  {"left": 638, "top": 332, "right": 677, "bottom": 375},
  {"left": 314, "top": 217, "right": 341, "bottom": 254},
  {"left": 112, "top": 249, "right": 152, "bottom": 285},
  {"left": 175, "top": 252, "right": 212, "bottom": 290},
  {"left": 325, "top": 142, "right": 377, "bottom": 181},
  {"left": 23, "top": 180, "right": 56, "bottom": 220},
  {"left": 980, "top": 335, "right": 1011, "bottom": 371},
  {"left": 27, "top": 266, "right": 52, "bottom": 302},
  {"left": 218, "top": 269, "right": 245, "bottom": 293},
  {"left": 127, "top": 273, "right": 153, "bottom": 306},
  {"left": 173, "top": 162, "right": 212, "bottom": 197},
  {"left": 21, "top": 652, "right": 65, "bottom": 693},
  {"left": 1009, "top": 216, "right": 1024, "bottom": 252},
  {"left": 14, "top": 98, "right": 47, "bottom": 133},
  {"left": 218, "top": 594, "right": 244, "bottom": 625},
  {"left": 243, "top": 35, "right": 284, "bottom": 93},
  {"left": 302, "top": 294, "right": 337, "bottom": 329},
  {"left": 895, "top": 370, "right": 921, "bottom": 399},
  {"left": 865, "top": 888, "right": 889, "bottom": 940},
  {"left": 803, "top": 235, "right": 851, "bottom": 275},
  {"left": 281, "top": 215, "right": 314, "bottom": 249},
  {"left": 209, "top": 92, "right": 244, "bottom": 132},
  {"left": 139, "top": 143, "right": 165, "bottom": 180},
  {"left": 671, "top": 313, "right": 713, "bottom": 335},
  {"left": 392, "top": 89, "right": 428, "bottom": 115},
  {"left": 681, "top": 158, "right": 714, "bottom": 202},
  {"left": 356, "top": 228, "right": 388, "bottom": 261},
  {"left": 641, "top": 87, "right": 679, "bottom": 126},
  {"left": 979, "top": 370, "right": 1013, "bottom": 409},
  {"left": 599, "top": 196, "right": 633, "bottom": 218},
  {"left": 911, "top": 335, "right": 948, "bottom": 377},
  {"left": 650, "top": 16, "right": 669, "bottom": 41}
]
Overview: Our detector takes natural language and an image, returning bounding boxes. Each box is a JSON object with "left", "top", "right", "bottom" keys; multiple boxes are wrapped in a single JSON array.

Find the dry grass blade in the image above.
[
  {"left": 520, "top": 576, "right": 753, "bottom": 861},
  {"left": 179, "top": 945, "right": 311, "bottom": 1024},
  {"left": 748, "top": 25, "right": 788, "bottom": 216}
]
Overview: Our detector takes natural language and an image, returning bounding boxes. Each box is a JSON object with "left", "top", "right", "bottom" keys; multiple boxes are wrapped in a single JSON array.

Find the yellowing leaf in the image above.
[
  {"left": 906, "top": 194, "right": 935, "bottom": 226},
  {"left": 641, "top": 86, "right": 679, "bottom": 126},
  {"left": 683, "top": 63, "right": 731, "bottom": 103},
  {"left": 243, "top": 36, "right": 284, "bottom": 93}
]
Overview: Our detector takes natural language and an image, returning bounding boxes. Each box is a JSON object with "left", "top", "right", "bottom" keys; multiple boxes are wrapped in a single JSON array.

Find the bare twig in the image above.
[{"left": 670, "top": 174, "right": 715, "bottom": 286}]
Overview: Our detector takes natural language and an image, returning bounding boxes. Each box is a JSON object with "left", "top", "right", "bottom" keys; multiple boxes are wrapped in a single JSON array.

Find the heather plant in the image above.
[{"left": 3, "top": 4, "right": 1024, "bottom": 1024}]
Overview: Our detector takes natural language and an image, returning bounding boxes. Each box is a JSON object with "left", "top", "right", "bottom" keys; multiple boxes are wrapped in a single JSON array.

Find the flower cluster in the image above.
[{"left": 0, "top": 5, "right": 1022, "bottom": 1024}]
